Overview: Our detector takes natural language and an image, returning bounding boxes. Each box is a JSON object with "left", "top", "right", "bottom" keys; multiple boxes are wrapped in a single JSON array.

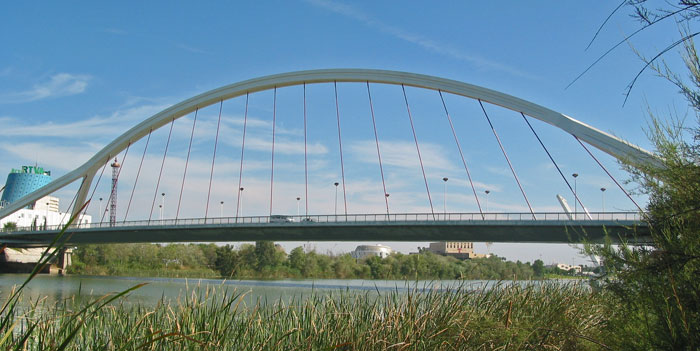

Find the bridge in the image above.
[
  {"left": 0, "top": 69, "right": 653, "bottom": 247},
  {"left": 0, "top": 212, "right": 647, "bottom": 247}
]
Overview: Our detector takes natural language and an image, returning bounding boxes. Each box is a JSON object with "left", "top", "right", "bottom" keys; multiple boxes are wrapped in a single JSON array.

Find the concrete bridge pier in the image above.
[{"left": 56, "top": 248, "right": 72, "bottom": 275}]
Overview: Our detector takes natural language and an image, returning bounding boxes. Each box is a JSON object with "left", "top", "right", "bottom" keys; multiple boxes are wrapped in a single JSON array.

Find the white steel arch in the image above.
[{"left": 0, "top": 69, "right": 657, "bottom": 220}]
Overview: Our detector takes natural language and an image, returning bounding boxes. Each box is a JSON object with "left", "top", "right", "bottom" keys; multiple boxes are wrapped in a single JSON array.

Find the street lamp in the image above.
[
  {"left": 45, "top": 202, "right": 49, "bottom": 229},
  {"left": 220, "top": 201, "right": 224, "bottom": 218},
  {"left": 296, "top": 197, "right": 301, "bottom": 217},
  {"left": 442, "top": 177, "right": 448, "bottom": 216},
  {"left": 484, "top": 190, "right": 490, "bottom": 212},
  {"left": 385, "top": 193, "right": 390, "bottom": 216},
  {"left": 600, "top": 187, "right": 606, "bottom": 212},
  {"left": 98, "top": 197, "right": 103, "bottom": 223},
  {"left": 572, "top": 173, "right": 578, "bottom": 216},
  {"left": 334, "top": 182, "right": 339, "bottom": 216},
  {"left": 239, "top": 187, "right": 244, "bottom": 218},
  {"left": 161, "top": 193, "right": 166, "bottom": 219},
  {"left": 159, "top": 204, "right": 163, "bottom": 220}
]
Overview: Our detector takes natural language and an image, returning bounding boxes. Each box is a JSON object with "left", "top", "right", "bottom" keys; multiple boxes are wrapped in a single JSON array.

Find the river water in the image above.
[{"left": 0, "top": 274, "right": 502, "bottom": 308}]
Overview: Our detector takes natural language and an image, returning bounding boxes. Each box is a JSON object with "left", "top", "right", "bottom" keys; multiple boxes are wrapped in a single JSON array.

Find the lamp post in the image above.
[
  {"left": 45, "top": 202, "right": 49, "bottom": 229},
  {"left": 159, "top": 204, "right": 163, "bottom": 220},
  {"left": 239, "top": 187, "right": 244, "bottom": 218},
  {"left": 220, "top": 201, "right": 224, "bottom": 218},
  {"left": 600, "top": 187, "right": 606, "bottom": 213},
  {"left": 572, "top": 173, "right": 578, "bottom": 217},
  {"left": 484, "top": 190, "right": 490, "bottom": 212},
  {"left": 334, "top": 182, "right": 339, "bottom": 216},
  {"left": 385, "top": 193, "right": 390, "bottom": 218},
  {"left": 442, "top": 177, "right": 448, "bottom": 216},
  {"left": 161, "top": 192, "right": 166, "bottom": 219},
  {"left": 296, "top": 197, "right": 301, "bottom": 217},
  {"left": 98, "top": 197, "right": 103, "bottom": 223}
]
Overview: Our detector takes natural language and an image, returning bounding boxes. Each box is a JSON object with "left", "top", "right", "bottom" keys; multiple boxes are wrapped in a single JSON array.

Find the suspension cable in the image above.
[
  {"left": 205, "top": 101, "right": 223, "bottom": 219},
  {"left": 366, "top": 82, "right": 390, "bottom": 215},
  {"left": 176, "top": 108, "right": 198, "bottom": 220},
  {"left": 439, "top": 90, "right": 484, "bottom": 218},
  {"left": 574, "top": 135, "right": 645, "bottom": 213},
  {"left": 521, "top": 113, "right": 589, "bottom": 215},
  {"left": 304, "top": 83, "right": 309, "bottom": 216},
  {"left": 99, "top": 143, "right": 131, "bottom": 223},
  {"left": 149, "top": 118, "right": 175, "bottom": 223},
  {"left": 334, "top": 81, "right": 348, "bottom": 215},
  {"left": 124, "top": 129, "right": 152, "bottom": 222},
  {"left": 402, "top": 85, "right": 435, "bottom": 218},
  {"left": 478, "top": 100, "right": 536, "bottom": 219},
  {"left": 269, "top": 87, "right": 277, "bottom": 216},
  {"left": 235, "top": 93, "right": 249, "bottom": 220}
]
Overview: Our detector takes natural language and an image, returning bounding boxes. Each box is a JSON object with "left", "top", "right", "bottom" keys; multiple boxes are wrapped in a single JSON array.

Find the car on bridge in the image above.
[{"left": 269, "top": 215, "right": 294, "bottom": 223}]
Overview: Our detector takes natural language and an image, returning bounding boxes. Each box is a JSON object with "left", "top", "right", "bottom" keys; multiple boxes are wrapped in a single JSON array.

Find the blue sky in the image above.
[{"left": 0, "top": 1, "right": 694, "bottom": 265}]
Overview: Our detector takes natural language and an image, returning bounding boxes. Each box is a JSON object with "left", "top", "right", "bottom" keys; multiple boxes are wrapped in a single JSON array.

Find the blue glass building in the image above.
[{"left": 1, "top": 166, "right": 52, "bottom": 208}]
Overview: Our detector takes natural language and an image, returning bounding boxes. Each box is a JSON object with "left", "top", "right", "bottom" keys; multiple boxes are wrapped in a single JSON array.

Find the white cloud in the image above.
[
  {"left": 305, "top": 0, "right": 535, "bottom": 78},
  {"left": 0, "top": 104, "right": 168, "bottom": 139},
  {"left": 349, "top": 139, "right": 455, "bottom": 171},
  {"left": 0, "top": 73, "right": 91, "bottom": 103},
  {"left": 0, "top": 142, "right": 97, "bottom": 171}
]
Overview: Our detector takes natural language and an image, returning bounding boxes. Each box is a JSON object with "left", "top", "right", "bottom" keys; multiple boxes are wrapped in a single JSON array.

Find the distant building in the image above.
[
  {"left": 0, "top": 165, "right": 91, "bottom": 229},
  {"left": 1, "top": 165, "right": 52, "bottom": 207},
  {"left": 424, "top": 242, "right": 488, "bottom": 260},
  {"left": 550, "top": 263, "right": 582, "bottom": 274},
  {"left": 351, "top": 244, "right": 393, "bottom": 259},
  {"left": 1, "top": 166, "right": 89, "bottom": 274}
]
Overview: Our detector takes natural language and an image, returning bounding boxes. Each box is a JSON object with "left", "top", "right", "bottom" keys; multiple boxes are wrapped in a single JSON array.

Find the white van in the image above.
[{"left": 269, "top": 215, "right": 294, "bottom": 223}]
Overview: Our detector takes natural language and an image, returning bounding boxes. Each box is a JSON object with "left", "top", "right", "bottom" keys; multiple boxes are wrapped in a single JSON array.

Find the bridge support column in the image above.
[{"left": 56, "top": 248, "right": 72, "bottom": 275}]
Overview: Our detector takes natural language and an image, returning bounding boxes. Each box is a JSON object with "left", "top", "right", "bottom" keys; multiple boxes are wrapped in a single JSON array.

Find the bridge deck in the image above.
[{"left": 0, "top": 212, "right": 649, "bottom": 247}]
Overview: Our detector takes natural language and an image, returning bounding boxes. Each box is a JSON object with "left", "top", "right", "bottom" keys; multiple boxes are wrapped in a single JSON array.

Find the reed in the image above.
[{"left": 1, "top": 281, "right": 614, "bottom": 350}]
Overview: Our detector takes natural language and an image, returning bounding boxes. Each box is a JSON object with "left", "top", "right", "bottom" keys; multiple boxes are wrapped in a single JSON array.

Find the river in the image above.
[{"left": 0, "top": 274, "right": 504, "bottom": 308}]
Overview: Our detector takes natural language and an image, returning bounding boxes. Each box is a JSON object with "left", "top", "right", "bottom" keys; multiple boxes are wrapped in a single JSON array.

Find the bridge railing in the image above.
[{"left": 0, "top": 211, "right": 644, "bottom": 233}]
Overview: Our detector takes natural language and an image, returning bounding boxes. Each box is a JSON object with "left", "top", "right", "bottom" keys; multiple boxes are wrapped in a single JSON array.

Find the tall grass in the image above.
[{"left": 1, "top": 282, "right": 614, "bottom": 350}]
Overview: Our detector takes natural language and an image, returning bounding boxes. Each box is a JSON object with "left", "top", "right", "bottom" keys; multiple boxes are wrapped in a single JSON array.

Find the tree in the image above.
[
  {"left": 254, "top": 241, "right": 282, "bottom": 271},
  {"left": 288, "top": 246, "right": 306, "bottom": 274},
  {"left": 214, "top": 245, "right": 240, "bottom": 278},
  {"left": 532, "top": 259, "right": 544, "bottom": 278},
  {"left": 587, "top": 38, "right": 700, "bottom": 350},
  {"left": 3, "top": 222, "right": 17, "bottom": 231},
  {"left": 198, "top": 243, "right": 218, "bottom": 268}
]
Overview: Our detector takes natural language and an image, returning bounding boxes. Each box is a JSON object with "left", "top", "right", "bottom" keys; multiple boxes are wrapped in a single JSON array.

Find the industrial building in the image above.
[{"left": 424, "top": 242, "right": 488, "bottom": 260}]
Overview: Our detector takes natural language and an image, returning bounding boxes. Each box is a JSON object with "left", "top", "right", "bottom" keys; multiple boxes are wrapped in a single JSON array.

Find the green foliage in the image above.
[
  {"left": 71, "top": 241, "right": 537, "bottom": 281},
  {"left": 532, "top": 259, "right": 545, "bottom": 277},
  {"left": 70, "top": 243, "right": 219, "bottom": 278},
  {"left": 586, "top": 39, "right": 700, "bottom": 350},
  {"left": 2, "top": 222, "right": 17, "bottom": 231},
  {"left": 254, "top": 241, "right": 283, "bottom": 271}
]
